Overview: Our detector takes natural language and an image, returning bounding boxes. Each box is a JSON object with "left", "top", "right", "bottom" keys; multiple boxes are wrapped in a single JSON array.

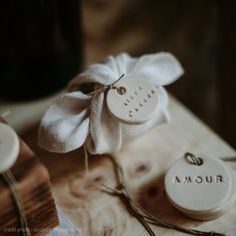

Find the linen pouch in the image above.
[{"left": 38, "top": 52, "right": 184, "bottom": 154}]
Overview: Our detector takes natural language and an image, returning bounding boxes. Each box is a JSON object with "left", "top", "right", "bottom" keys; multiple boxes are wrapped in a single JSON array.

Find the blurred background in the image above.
[{"left": 0, "top": 0, "right": 236, "bottom": 147}]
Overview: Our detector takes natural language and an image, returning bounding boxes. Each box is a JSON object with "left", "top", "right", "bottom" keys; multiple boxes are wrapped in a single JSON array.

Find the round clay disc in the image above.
[
  {"left": 106, "top": 75, "right": 159, "bottom": 124},
  {"left": 169, "top": 165, "right": 236, "bottom": 220},
  {"left": 200, "top": 166, "right": 236, "bottom": 220},
  {"left": 0, "top": 123, "right": 20, "bottom": 173},
  {"left": 165, "top": 155, "right": 232, "bottom": 218}
]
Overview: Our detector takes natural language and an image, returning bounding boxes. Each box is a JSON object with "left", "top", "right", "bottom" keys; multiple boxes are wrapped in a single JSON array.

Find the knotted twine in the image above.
[{"left": 0, "top": 115, "right": 30, "bottom": 236}]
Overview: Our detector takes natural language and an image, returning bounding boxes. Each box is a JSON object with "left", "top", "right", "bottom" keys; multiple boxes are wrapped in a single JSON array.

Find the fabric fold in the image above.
[
  {"left": 131, "top": 52, "right": 184, "bottom": 86},
  {"left": 38, "top": 92, "right": 91, "bottom": 153},
  {"left": 38, "top": 52, "right": 184, "bottom": 155},
  {"left": 87, "top": 93, "right": 122, "bottom": 154}
]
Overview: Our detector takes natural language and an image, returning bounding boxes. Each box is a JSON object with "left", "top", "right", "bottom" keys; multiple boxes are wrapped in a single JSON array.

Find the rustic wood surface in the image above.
[
  {"left": 0, "top": 122, "right": 58, "bottom": 236},
  {"left": 23, "top": 95, "right": 236, "bottom": 236}
]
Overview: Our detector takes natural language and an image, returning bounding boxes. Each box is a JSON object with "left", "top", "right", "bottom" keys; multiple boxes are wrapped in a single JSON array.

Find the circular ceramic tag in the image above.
[
  {"left": 182, "top": 166, "right": 236, "bottom": 220},
  {"left": 106, "top": 75, "right": 159, "bottom": 124},
  {"left": 0, "top": 123, "right": 20, "bottom": 173},
  {"left": 164, "top": 154, "right": 233, "bottom": 220}
]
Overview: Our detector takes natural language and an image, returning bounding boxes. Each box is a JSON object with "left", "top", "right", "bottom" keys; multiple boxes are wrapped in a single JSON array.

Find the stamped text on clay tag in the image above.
[{"left": 106, "top": 75, "right": 159, "bottom": 124}]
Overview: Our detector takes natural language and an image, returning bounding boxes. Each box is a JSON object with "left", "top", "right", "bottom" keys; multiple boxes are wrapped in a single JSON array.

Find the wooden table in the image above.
[{"left": 22, "top": 94, "right": 236, "bottom": 236}]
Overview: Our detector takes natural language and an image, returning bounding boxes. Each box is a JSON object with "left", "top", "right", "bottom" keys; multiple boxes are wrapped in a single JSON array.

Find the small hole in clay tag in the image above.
[
  {"left": 164, "top": 155, "right": 236, "bottom": 220},
  {"left": 106, "top": 75, "right": 159, "bottom": 124}
]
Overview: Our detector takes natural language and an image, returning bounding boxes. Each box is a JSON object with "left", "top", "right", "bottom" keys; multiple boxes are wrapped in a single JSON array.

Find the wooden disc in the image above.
[
  {"left": 0, "top": 123, "right": 20, "bottom": 173},
  {"left": 164, "top": 155, "right": 232, "bottom": 219},
  {"left": 106, "top": 75, "right": 159, "bottom": 124}
]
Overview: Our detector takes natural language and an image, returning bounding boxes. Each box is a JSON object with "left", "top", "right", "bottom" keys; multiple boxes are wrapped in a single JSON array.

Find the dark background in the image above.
[
  {"left": 82, "top": 0, "right": 236, "bottom": 148},
  {"left": 0, "top": 0, "right": 235, "bottom": 147}
]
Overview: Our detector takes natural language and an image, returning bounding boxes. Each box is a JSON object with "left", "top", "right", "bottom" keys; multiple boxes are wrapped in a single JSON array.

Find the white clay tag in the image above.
[
  {"left": 106, "top": 75, "right": 159, "bottom": 124},
  {"left": 0, "top": 123, "right": 20, "bottom": 173},
  {"left": 164, "top": 154, "right": 235, "bottom": 220}
]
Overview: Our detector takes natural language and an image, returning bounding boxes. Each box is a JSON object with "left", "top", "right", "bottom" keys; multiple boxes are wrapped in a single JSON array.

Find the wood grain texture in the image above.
[
  {"left": 0, "top": 125, "right": 58, "bottom": 236},
  {"left": 23, "top": 95, "right": 236, "bottom": 236}
]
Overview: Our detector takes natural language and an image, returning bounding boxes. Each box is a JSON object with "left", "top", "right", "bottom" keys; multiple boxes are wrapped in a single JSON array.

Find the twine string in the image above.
[
  {"left": 0, "top": 116, "right": 30, "bottom": 235},
  {"left": 102, "top": 155, "right": 156, "bottom": 236},
  {"left": 1, "top": 170, "right": 31, "bottom": 236},
  {"left": 100, "top": 154, "right": 226, "bottom": 236},
  {"left": 185, "top": 152, "right": 203, "bottom": 166},
  {"left": 83, "top": 144, "right": 90, "bottom": 177},
  {"left": 87, "top": 74, "right": 125, "bottom": 97},
  {"left": 185, "top": 152, "right": 236, "bottom": 165}
]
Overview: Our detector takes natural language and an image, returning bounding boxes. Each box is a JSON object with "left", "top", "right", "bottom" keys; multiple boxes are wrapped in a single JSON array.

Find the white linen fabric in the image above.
[{"left": 38, "top": 52, "right": 184, "bottom": 154}]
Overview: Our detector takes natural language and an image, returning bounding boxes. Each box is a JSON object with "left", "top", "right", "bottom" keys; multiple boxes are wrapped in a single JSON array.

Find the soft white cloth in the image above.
[{"left": 38, "top": 52, "right": 184, "bottom": 154}]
